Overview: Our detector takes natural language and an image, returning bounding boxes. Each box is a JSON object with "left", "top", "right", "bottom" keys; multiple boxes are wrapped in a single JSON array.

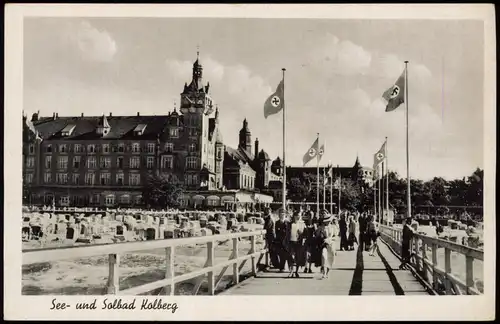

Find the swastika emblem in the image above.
[
  {"left": 318, "top": 148, "right": 324, "bottom": 156},
  {"left": 308, "top": 148, "right": 316, "bottom": 157},
  {"left": 271, "top": 96, "right": 281, "bottom": 108},
  {"left": 377, "top": 152, "right": 384, "bottom": 160},
  {"left": 390, "top": 85, "right": 400, "bottom": 99}
]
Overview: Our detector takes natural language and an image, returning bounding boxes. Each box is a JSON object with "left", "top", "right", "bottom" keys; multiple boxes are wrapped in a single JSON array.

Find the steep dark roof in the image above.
[{"left": 33, "top": 115, "right": 173, "bottom": 141}]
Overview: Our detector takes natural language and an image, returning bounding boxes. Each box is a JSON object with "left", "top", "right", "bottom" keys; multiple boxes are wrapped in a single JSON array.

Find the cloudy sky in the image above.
[{"left": 23, "top": 17, "right": 484, "bottom": 181}]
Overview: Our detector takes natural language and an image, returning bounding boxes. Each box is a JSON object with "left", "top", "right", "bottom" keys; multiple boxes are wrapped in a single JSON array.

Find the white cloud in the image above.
[
  {"left": 67, "top": 21, "right": 117, "bottom": 63},
  {"left": 308, "top": 34, "right": 372, "bottom": 76}
]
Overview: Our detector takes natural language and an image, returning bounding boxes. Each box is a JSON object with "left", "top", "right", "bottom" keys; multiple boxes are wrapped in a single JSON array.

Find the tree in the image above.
[{"left": 142, "top": 172, "right": 184, "bottom": 209}]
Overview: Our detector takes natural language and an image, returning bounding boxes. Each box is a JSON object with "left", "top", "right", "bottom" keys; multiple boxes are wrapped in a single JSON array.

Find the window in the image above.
[
  {"left": 186, "top": 157, "right": 197, "bottom": 169},
  {"left": 147, "top": 143, "right": 155, "bottom": 153},
  {"left": 58, "top": 156, "right": 68, "bottom": 169},
  {"left": 102, "top": 144, "right": 110, "bottom": 154},
  {"left": 189, "top": 143, "right": 196, "bottom": 152},
  {"left": 85, "top": 172, "right": 95, "bottom": 185},
  {"left": 29, "top": 144, "right": 35, "bottom": 155},
  {"left": 170, "top": 128, "right": 179, "bottom": 138},
  {"left": 105, "top": 195, "right": 115, "bottom": 206},
  {"left": 116, "top": 173, "right": 124, "bottom": 185},
  {"left": 161, "top": 156, "right": 173, "bottom": 169},
  {"left": 165, "top": 143, "right": 174, "bottom": 153},
  {"left": 192, "top": 174, "right": 198, "bottom": 185},
  {"left": 74, "top": 144, "right": 82, "bottom": 153},
  {"left": 118, "top": 144, "right": 125, "bottom": 153},
  {"left": 134, "top": 195, "right": 142, "bottom": 205},
  {"left": 120, "top": 195, "right": 130, "bottom": 204},
  {"left": 73, "top": 156, "right": 81, "bottom": 169},
  {"left": 147, "top": 156, "right": 154, "bottom": 169},
  {"left": 46, "top": 144, "right": 52, "bottom": 153},
  {"left": 26, "top": 157, "right": 35, "bottom": 168},
  {"left": 87, "top": 144, "right": 96, "bottom": 154},
  {"left": 116, "top": 157, "right": 124, "bottom": 168},
  {"left": 100, "top": 172, "right": 111, "bottom": 185},
  {"left": 130, "top": 157, "right": 140, "bottom": 169},
  {"left": 203, "top": 144, "right": 206, "bottom": 153},
  {"left": 87, "top": 156, "right": 97, "bottom": 169},
  {"left": 217, "top": 149, "right": 222, "bottom": 159},
  {"left": 60, "top": 196, "right": 70, "bottom": 206},
  {"left": 59, "top": 144, "right": 67, "bottom": 153},
  {"left": 129, "top": 173, "right": 141, "bottom": 186},
  {"left": 72, "top": 173, "right": 80, "bottom": 185},
  {"left": 25, "top": 173, "right": 34, "bottom": 184},
  {"left": 44, "top": 172, "right": 52, "bottom": 183},
  {"left": 56, "top": 173, "right": 68, "bottom": 184},
  {"left": 100, "top": 157, "right": 111, "bottom": 168},
  {"left": 132, "top": 143, "right": 140, "bottom": 153}
]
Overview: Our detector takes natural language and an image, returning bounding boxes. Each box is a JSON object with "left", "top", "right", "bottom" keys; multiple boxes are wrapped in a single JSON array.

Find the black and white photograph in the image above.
[{"left": 4, "top": 4, "right": 496, "bottom": 321}]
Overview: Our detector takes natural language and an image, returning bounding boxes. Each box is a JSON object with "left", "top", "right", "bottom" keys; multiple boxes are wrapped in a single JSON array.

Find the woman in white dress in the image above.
[{"left": 318, "top": 213, "right": 339, "bottom": 279}]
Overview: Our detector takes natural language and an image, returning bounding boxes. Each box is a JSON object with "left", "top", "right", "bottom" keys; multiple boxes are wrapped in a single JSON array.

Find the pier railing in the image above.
[
  {"left": 23, "top": 230, "right": 268, "bottom": 296},
  {"left": 379, "top": 224, "right": 483, "bottom": 295}
]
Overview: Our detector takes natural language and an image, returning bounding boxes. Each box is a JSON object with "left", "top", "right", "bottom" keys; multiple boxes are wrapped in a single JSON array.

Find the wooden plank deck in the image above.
[{"left": 221, "top": 238, "right": 430, "bottom": 295}]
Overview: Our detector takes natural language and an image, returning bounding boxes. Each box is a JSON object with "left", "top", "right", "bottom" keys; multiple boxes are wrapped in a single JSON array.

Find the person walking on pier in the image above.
[
  {"left": 275, "top": 209, "right": 292, "bottom": 273},
  {"left": 347, "top": 215, "right": 358, "bottom": 250},
  {"left": 287, "top": 211, "right": 306, "bottom": 277},
  {"left": 358, "top": 213, "right": 367, "bottom": 251},
  {"left": 317, "top": 212, "right": 338, "bottom": 279},
  {"left": 338, "top": 213, "right": 349, "bottom": 251},
  {"left": 263, "top": 207, "right": 278, "bottom": 269},
  {"left": 399, "top": 217, "right": 415, "bottom": 270},
  {"left": 366, "top": 216, "right": 379, "bottom": 256}
]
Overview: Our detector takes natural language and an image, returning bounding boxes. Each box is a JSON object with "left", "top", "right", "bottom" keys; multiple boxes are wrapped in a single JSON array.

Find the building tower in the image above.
[
  {"left": 214, "top": 106, "right": 225, "bottom": 189},
  {"left": 238, "top": 118, "right": 252, "bottom": 154},
  {"left": 179, "top": 51, "right": 215, "bottom": 188}
]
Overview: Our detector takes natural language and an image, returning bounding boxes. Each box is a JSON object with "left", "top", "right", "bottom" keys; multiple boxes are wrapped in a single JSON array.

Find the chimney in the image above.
[
  {"left": 55, "top": 113, "right": 59, "bottom": 118},
  {"left": 109, "top": 112, "right": 112, "bottom": 117},
  {"left": 255, "top": 138, "right": 259, "bottom": 157},
  {"left": 81, "top": 113, "right": 84, "bottom": 117},
  {"left": 52, "top": 112, "right": 56, "bottom": 120},
  {"left": 137, "top": 112, "right": 140, "bottom": 116}
]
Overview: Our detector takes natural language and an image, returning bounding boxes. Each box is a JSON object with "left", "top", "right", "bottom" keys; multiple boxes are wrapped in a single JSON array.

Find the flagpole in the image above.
[
  {"left": 337, "top": 164, "right": 341, "bottom": 216},
  {"left": 323, "top": 164, "right": 326, "bottom": 210},
  {"left": 316, "top": 133, "right": 320, "bottom": 215},
  {"left": 329, "top": 161, "right": 333, "bottom": 215},
  {"left": 378, "top": 164, "right": 381, "bottom": 223},
  {"left": 405, "top": 61, "right": 411, "bottom": 219},
  {"left": 385, "top": 136, "right": 389, "bottom": 225},
  {"left": 282, "top": 68, "right": 287, "bottom": 213}
]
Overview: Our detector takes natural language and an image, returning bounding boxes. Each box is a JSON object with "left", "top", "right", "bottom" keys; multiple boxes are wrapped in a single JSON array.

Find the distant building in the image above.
[{"left": 286, "top": 156, "right": 374, "bottom": 187}]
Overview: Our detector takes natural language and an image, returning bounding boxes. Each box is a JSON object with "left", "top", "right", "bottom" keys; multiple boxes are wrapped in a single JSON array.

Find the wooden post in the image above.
[
  {"left": 232, "top": 237, "right": 239, "bottom": 284},
  {"left": 421, "top": 242, "right": 428, "bottom": 281},
  {"left": 107, "top": 253, "right": 120, "bottom": 294},
  {"left": 165, "top": 246, "right": 175, "bottom": 295},
  {"left": 250, "top": 235, "right": 257, "bottom": 276},
  {"left": 465, "top": 255, "right": 474, "bottom": 295},
  {"left": 431, "top": 243, "right": 438, "bottom": 291},
  {"left": 444, "top": 248, "right": 452, "bottom": 294},
  {"left": 207, "top": 241, "right": 215, "bottom": 295}
]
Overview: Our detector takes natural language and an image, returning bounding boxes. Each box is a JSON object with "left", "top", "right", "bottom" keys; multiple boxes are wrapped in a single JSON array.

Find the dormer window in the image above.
[
  {"left": 132, "top": 143, "right": 140, "bottom": 153},
  {"left": 96, "top": 115, "right": 111, "bottom": 137},
  {"left": 61, "top": 124, "right": 76, "bottom": 137},
  {"left": 134, "top": 124, "right": 147, "bottom": 136}
]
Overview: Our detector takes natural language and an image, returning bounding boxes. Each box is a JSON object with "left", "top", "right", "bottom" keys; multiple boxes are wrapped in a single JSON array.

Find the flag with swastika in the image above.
[
  {"left": 263, "top": 80, "right": 284, "bottom": 118},
  {"left": 302, "top": 138, "right": 319, "bottom": 166},
  {"left": 382, "top": 68, "right": 405, "bottom": 112}
]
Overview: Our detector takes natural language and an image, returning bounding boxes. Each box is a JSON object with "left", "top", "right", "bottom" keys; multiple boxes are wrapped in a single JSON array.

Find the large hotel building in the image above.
[{"left": 22, "top": 54, "right": 372, "bottom": 209}]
